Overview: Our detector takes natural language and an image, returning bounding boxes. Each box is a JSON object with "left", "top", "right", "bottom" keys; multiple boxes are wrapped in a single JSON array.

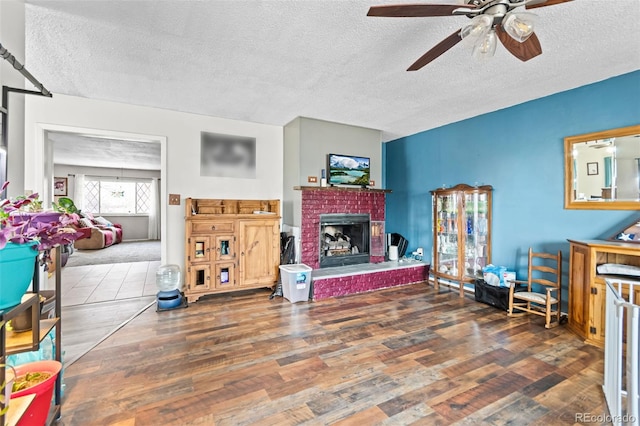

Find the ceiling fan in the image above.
[{"left": 367, "top": 0, "right": 573, "bottom": 70}]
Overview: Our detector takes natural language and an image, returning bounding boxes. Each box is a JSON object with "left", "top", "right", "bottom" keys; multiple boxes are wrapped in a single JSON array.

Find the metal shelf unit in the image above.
[{"left": 0, "top": 246, "right": 62, "bottom": 425}]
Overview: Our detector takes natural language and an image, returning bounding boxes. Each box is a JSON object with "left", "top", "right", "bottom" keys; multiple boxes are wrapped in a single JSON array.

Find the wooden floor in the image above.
[
  {"left": 59, "top": 283, "right": 608, "bottom": 425},
  {"left": 61, "top": 296, "right": 156, "bottom": 365}
]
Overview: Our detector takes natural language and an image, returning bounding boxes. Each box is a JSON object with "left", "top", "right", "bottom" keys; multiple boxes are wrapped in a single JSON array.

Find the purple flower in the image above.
[{"left": 0, "top": 182, "right": 82, "bottom": 251}]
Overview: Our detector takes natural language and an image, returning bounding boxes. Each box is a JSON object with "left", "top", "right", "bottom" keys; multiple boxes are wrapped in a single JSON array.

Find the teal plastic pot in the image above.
[{"left": 0, "top": 242, "right": 38, "bottom": 310}]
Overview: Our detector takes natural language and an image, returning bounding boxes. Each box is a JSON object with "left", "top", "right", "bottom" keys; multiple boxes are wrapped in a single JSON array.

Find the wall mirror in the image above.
[{"left": 565, "top": 124, "right": 640, "bottom": 210}]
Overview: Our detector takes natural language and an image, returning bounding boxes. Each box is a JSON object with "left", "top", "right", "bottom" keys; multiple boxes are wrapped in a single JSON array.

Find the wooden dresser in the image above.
[
  {"left": 567, "top": 239, "right": 640, "bottom": 347},
  {"left": 184, "top": 198, "right": 280, "bottom": 303}
]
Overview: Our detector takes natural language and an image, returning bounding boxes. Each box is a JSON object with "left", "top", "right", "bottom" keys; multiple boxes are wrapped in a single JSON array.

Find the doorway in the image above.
[{"left": 39, "top": 125, "right": 168, "bottom": 363}]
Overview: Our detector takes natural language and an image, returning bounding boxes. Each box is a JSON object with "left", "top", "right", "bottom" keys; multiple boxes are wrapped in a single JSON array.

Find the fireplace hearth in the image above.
[{"left": 319, "top": 213, "right": 370, "bottom": 268}]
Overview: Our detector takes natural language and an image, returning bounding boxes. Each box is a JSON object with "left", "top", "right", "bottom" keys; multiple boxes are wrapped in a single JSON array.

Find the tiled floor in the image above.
[{"left": 61, "top": 261, "right": 161, "bottom": 307}]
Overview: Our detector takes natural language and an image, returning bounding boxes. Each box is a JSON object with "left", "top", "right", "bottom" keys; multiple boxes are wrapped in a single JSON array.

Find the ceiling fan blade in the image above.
[
  {"left": 407, "top": 30, "right": 462, "bottom": 71},
  {"left": 496, "top": 26, "right": 542, "bottom": 62},
  {"left": 367, "top": 4, "right": 476, "bottom": 17},
  {"left": 526, "top": 0, "right": 573, "bottom": 10}
]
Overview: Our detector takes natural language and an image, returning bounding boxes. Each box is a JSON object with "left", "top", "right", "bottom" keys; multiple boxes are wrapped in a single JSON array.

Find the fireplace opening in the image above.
[{"left": 319, "top": 213, "right": 370, "bottom": 268}]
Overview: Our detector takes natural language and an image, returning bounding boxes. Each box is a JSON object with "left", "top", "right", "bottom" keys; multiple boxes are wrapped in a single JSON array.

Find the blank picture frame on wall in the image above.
[
  {"left": 587, "top": 162, "right": 599, "bottom": 176},
  {"left": 200, "top": 131, "right": 256, "bottom": 179}
]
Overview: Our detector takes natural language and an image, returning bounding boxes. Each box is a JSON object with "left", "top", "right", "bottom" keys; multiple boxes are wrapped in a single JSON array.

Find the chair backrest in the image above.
[{"left": 527, "top": 247, "right": 562, "bottom": 289}]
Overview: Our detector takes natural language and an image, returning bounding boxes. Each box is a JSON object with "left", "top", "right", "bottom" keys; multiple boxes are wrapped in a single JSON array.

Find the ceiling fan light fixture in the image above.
[
  {"left": 460, "top": 15, "right": 493, "bottom": 46},
  {"left": 503, "top": 12, "right": 537, "bottom": 43},
  {"left": 472, "top": 29, "right": 497, "bottom": 59}
]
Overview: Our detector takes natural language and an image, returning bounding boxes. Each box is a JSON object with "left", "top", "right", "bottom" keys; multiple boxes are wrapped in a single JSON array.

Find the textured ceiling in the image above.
[
  {"left": 49, "top": 131, "right": 161, "bottom": 170},
  {"left": 24, "top": 0, "right": 640, "bottom": 141}
]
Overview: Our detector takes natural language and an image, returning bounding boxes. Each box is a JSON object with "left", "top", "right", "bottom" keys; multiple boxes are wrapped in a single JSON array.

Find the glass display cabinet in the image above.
[{"left": 431, "top": 184, "right": 493, "bottom": 296}]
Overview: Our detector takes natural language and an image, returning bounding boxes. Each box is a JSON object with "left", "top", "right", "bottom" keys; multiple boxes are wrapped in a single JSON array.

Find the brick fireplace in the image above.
[
  {"left": 299, "top": 187, "right": 386, "bottom": 269},
  {"left": 283, "top": 118, "right": 429, "bottom": 301},
  {"left": 292, "top": 186, "right": 430, "bottom": 300}
]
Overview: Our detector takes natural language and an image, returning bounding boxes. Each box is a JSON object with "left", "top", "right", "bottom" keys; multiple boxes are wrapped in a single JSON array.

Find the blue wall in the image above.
[{"left": 384, "top": 70, "right": 640, "bottom": 297}]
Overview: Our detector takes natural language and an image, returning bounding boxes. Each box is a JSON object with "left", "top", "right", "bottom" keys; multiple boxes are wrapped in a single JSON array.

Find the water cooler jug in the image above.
[{"left": 155, "top": 264, "right": 186, "bottom": 311}]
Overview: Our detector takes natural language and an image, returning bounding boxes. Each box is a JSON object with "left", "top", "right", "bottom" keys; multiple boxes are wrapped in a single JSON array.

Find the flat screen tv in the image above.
[{"left": 328, "top": 153, "right": 370, "bottom": 186}]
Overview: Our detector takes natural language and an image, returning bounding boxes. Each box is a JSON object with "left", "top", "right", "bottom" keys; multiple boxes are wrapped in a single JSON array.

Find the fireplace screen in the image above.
[{"left": 319, "top": 213, "right": 370, "bottom": 268}]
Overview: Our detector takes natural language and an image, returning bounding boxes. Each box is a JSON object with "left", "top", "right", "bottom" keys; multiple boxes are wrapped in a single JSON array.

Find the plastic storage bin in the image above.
[{"left": 279, "top": 264, "right": 312, "bottom": 303}]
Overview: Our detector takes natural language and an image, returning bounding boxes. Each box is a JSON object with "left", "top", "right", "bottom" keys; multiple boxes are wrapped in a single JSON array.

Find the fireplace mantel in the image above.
[{"left": 294, "top": 186, "right": 391, "bottom": 193}]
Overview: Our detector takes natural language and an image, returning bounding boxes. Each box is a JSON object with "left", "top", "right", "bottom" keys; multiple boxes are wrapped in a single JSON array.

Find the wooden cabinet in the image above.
[
  {"left": 568, "top": 242, "right": 590, "bottom": 335},
  {"left": 185, "top": 198, "right": 280, "bottom": 303},
  {"left": 568, "top": 239, "right": 640, "bottom": 347},
  {"left": 431, "top": 184, "right": 493, "bottom": 296},
  {"left": 588, "top": 278, "right": 606, "bottom": 345},
  {"left": 239, "top": 219, "right": 280, "bottom": 287},
  {"left": 189, "top": 235, "right": 211, "bottom": 263}
]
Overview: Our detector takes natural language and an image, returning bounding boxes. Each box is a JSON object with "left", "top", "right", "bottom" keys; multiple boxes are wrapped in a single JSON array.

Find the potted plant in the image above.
[
  {"left": 9, "top": 360, "right": 62, "bottom": 425},
  {"left": 52, "top": 197, "right": 79, "bottom": 215},
  {"left": 52, "top": 196, "right": 80, "bottom": 267},
  {"left": 0, "top": 182, "right": 83, "bottom": 309}
]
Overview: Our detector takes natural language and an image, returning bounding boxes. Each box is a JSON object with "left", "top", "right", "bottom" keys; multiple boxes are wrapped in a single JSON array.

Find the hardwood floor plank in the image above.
[
  {"left": 507, "top": 357, "right": 559, "bottom": 381},
  {"left": 378, "top": 378, "right": 458, "bottom": 417},
  {"left": 440, "top": 347, "right": 512, "bottom": 378},
  {"left": 431, "top": 371, "right": 533, "bottom": 422},
  {"left": 249, "top": 405, "right": 316, "bottom": 426},
  {"left": 332, "top": 405, "right": 389, "bottom": 425},
  {"left": 521, "top": 372, "right": 569, "bottom": 398},
  {"left": 276, "top": 342, "right": 349, "bottom": 366},
  {"left": 58, "top": 283, "right": 609, "bottom": 425},
  {"left": 457, "top": 392, "right": 549, "bottom": 425}
]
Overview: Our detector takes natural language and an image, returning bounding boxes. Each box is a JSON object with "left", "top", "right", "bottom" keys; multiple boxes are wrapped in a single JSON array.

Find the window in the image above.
[{"left": 83, "top": 177, "right": 152, "bottom": 214}]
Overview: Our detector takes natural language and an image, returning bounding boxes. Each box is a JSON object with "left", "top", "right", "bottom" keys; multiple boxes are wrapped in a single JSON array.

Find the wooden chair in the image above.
[{"left": 508, "top": 248, "right": 562, "bottom": 329}]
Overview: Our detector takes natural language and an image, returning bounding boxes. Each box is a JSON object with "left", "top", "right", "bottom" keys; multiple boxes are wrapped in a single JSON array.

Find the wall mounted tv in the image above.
[{"left": 328, "top": 153, "right": 370, "bottom": 186}]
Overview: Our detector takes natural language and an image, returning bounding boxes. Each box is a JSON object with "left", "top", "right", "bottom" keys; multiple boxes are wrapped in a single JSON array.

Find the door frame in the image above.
[{"left": 32, "top": 123, "right": 168, "bottom": 262}]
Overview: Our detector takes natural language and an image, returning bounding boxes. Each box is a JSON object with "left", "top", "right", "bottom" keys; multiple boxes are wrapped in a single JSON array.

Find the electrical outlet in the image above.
[
  {"left": 369, "top": 180, "right": 375, "bottom": 187},
  {"left": 308, "top": 176, "right": 318, "bottom": 183},
  {"left": 169, "top": 194, "right": 181, "bottom": 205}
]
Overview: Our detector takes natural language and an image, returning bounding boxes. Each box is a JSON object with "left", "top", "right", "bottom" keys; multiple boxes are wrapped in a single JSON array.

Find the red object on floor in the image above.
[{"left": 11, "top": 360, "right": 62, "bottom": 426}]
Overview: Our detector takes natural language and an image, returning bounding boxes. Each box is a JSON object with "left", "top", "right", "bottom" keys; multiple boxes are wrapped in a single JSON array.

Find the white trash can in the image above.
[{"left": 279, "top": 264, "right": 312, "bottom": 303}]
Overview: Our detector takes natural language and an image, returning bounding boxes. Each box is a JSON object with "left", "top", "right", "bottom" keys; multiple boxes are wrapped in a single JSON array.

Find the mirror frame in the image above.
[{"left": 564, "top": 124, "right": 640, "bottom": 210}]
